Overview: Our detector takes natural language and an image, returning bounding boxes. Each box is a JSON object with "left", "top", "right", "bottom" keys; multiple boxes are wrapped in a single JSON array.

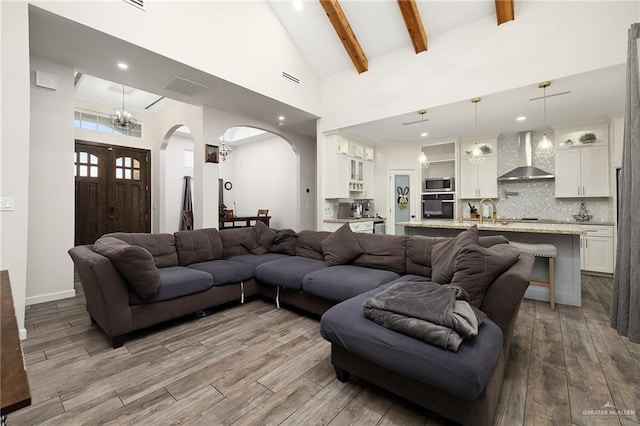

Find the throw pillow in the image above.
[
  {"left": 241, "top": 220, "right": 277, "bottom": 255},
  {"left": 451, "top": 243, "right": 521, "bottom": 307},
  {"left": 321, "top": 223, "right": 364, "bottom": 267},
  {"left": 93, "top": 236, "right": 161, "bottom": 298},
  {"left": 431, "top": 225, "right": 479, "bottom": 284},
  {"left": 270, "top": 228, "right": 298, "bottom": 255}
]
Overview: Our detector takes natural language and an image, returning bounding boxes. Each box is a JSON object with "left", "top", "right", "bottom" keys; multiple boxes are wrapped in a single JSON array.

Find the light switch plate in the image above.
[{"left": 1, "top": 197, "right": 15, "bottom": 211}]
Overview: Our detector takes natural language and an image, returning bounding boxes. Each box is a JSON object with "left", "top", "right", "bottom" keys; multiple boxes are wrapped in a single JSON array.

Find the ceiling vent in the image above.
[
  {"left": 122, "top": 0, "right": 145, "bottom": 11},
  {"left": 163, "top": 77, "right": 208, "bottom": 97},
  {"left": 282, "top": 72, "right": 300, "bottom": 84}
]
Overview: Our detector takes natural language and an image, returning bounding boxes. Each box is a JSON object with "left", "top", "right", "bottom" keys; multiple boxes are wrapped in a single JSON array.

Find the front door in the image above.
[{"left": 75, "top": 141, "right": 151, "bottom": 245}]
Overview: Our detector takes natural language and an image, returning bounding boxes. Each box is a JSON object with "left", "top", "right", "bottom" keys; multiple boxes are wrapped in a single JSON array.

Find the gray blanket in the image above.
[{"left": 362, "top": 281, "right": 486, "bottom": 352}]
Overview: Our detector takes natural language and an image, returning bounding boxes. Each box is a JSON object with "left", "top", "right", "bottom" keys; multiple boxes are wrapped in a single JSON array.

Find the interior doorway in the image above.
[
  {"left": 388, "top": 169, "right": 417, "bottom": 235},
  {"left": 74, "top": 140, "right": 151, "bottom": 245}
]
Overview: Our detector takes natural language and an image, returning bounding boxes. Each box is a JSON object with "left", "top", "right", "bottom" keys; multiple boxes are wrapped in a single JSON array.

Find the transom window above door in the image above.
[
  {"left": 115, "top": 156, "right": 141, "bottom": 180},
  {"left": 75, "top": 151, "right": 99, "bottom": 178}
]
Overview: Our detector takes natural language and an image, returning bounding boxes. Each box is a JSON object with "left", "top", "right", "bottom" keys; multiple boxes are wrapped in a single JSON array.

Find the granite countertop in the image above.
[
  {"left": 397, "top": 219, "right": 587, "bottom": 235},
  {"left": 324, "top": 217, "right": 385, "bottom": 223}
]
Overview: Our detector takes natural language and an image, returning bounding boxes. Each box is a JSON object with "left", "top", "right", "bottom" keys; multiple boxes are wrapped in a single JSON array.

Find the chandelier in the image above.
[
  {"left": 535, "top": 81, "right": 556, "bottom": 158},
  {"left": 220, "top": 131, "right": 232, "bottom": 161},
  {"left": 468, "top": 97, "right": 485, "bottom": 164},
  {"left": 110, "top": 85, "right": 137, "bottom": 131}
]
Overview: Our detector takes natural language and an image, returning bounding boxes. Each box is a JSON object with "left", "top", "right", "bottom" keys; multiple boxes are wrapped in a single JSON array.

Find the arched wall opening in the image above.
[
  {"left": 160, "top": 125, "right": 194, "bottom": 233},
  {"left": 218, "top": 126, "right": 299, "bottom": 230}
]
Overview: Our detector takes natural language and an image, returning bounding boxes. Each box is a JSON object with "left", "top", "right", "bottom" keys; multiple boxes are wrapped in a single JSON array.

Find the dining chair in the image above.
[{"left": 257, "top": 209, "right": 269, "bottom": 216}]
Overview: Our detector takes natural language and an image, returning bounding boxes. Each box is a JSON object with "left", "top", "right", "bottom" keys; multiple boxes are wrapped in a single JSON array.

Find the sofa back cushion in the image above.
[
  {"left": 93, "top": 236, "right": 160, "bottom": 298},
  {"left": 106, "top": 232, "right": 178, "bottom": 267},
  {"left": 219, "top": 228, "right": 252, "bottom": 258},
  {"left": 351, "top": 233, "right": 408, "bottom": 274},
  {"left": 405, "top": 235, "right": 445, "bottom": 277},
  {"left": 174, "top": 228, "right": 224, "bottom": 265},
  {"left": 295, "top": 230, "right": 330, "bottom": 260},
  {"left": 269, "top": 229, "right": 298, "bottom": 256}
]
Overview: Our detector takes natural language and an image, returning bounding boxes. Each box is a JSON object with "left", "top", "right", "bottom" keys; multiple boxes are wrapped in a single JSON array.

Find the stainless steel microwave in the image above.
[{"left": 424, "top": 177, "right": 455, "bottom": 192}]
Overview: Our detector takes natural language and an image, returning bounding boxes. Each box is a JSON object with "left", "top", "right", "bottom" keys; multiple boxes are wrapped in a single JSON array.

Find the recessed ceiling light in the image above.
[
  {"left": 117, "top": 62, "right": 128, "bottom": 70},
  {"left": 278, "top": 116, "right": 285, "bottom": 122},
  {"left": 516, "top": 116, "right": 526, "bottom": 121},
  {"left": 293, "top": 1, "right": 303, "bottom": 11},
  {"left": 420, "top": 132, "right": 428, "bottom": 137}
]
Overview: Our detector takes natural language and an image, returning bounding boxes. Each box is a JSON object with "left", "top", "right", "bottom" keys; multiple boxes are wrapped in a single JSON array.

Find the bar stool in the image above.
[{"left": 510, "top": 241, "right": 557, "bottom": 309}]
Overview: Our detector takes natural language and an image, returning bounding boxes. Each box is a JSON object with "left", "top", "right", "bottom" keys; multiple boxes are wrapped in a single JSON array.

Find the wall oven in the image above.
[
  {"left": 424, "top": 177, "right": 455, "bottom": 192},
  {"left": 422, "top": 193, "right": 455, "bottom": 219}
]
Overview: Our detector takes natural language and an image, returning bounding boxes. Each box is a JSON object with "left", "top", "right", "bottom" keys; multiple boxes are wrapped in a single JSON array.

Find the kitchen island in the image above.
[{"left": 397, "top": 219, "right": 586, "bottom": 306}]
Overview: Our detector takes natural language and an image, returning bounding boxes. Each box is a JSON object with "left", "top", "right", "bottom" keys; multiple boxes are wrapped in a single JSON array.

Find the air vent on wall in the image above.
[
  {"left": 163, "top": 76, "right": 208, "bottom": 97},
  {"left": 282, "top": 72, "right": 300, "bottom": 84},
  {"left": 123, "top": 0, "right": 145, "bottom": 10},
  {"left": 35, "top": 71, "right": 57, "bottom": 90}
]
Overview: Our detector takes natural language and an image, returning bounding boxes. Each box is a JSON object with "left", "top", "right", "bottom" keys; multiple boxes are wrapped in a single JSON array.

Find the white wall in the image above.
[
  {"left": 164, "top": 133, "right": 194, "bottom": 233},
  {"left": 219, "top": 134, "right": 297, "bottom": 230},
  {"left": 318, "top": 1, "right": 638, "bottom": 132},
  {"left": 26, "top": 56, "right": 76, "bottom": 305},
  {"left": 31, "top": 1, "right": 320, "bottom": 116},
  {"left": 1, "top": 1, "right": 31, "bottom": 338}
]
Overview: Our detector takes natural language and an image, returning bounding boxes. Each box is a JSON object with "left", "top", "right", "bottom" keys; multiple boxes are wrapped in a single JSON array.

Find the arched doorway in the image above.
[
  {"left": 218, "top": 126, "right": 298, "bottom": 230},
  {"left": 160, "top": 125, "right": 194, "bottom": 233}
]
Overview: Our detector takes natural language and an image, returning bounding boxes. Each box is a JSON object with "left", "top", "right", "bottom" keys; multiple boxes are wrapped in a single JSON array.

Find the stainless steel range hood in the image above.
[{"left": 497, "top": 131, "right": 554, "bottom": 181}]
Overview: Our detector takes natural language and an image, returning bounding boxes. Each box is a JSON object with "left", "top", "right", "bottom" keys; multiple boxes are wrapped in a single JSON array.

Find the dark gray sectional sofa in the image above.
[{"left": 68, "top": 223, "right": 534, "bottom": 426}]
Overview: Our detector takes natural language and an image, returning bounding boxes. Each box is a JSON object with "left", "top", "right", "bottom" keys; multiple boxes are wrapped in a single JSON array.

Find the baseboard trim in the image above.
[
  {"left": 19, "top": 328, "right": 27, "bottom": 340},
  {"left": 26, "top": 289, "right": 76, "bottom": 306}
]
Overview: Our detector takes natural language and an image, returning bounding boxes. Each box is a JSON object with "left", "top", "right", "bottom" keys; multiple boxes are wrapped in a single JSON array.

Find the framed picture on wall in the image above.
[{"left": 205, "top": 144, "right": 219, "bottom": 163}]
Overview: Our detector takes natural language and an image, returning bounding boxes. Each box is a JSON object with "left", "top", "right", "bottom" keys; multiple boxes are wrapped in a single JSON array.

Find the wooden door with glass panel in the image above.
[{"left": 74, "top": 141, "right": 150, "bottom": 245}]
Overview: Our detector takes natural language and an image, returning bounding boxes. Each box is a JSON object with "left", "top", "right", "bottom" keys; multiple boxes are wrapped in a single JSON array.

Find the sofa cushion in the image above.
[
  {"left": 174, "top": 228, "right": 223, "bottom": 265},
  {"left": 228, "top": 253, "right": 290, "bottom": 268},
  {"left": 129, "top": 266, "right": 213, "bottom": 305},
  {"left": 405, "top": 235, "right": 445, "bottom": 277},
  {"left": 240, "top": 221, "right": 277, "bottom": 255},
  {"left": 295, "top": 230, "right": 330, "bottom": 260},
  {"left": 302, "top": 265, "right": 399, "bottom": 302},
  {"left": 451, "top": 244, "right": 521, "bottom": 308},
  {"left": 106, "top": 232, "right": 179, "bottom": 267},
  {"left": 321, "top": 223, "right": 363, "bottom": 266},
  {"left": 351, "top": 233, "right": 408, "bottom": 275},
  {"left": 187, "top": 260, "right": 255, "bottom": 286},
  {"left": 255, "top": 256, "right": 326, "bottom": 290},
  {"left": 320, "top": 290, "right": 504, "bottom": 400},
  {"left": 93, "top": 236, "right": 161, "bottom": 299},
  {"left": 219, "top": 228, "right": 252, "bottom": 258},
  {"left": 431, "top": 225, "right": 479, "bottom": 284},
  {"left": 269, "top": 229, "right": 298, "bottom": 256}
]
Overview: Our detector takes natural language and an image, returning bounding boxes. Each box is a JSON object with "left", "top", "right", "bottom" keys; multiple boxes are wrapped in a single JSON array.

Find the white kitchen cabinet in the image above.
[
  {"left": 459, "top": 155, "right": 497, "bottom": 199},
  {"left": 555, "top": 145, "right": 610, "bottom": 198},
  {"left": 354, "top": 161, "right": 375, "bottom": 199},
  {"left": 324, "top": 154, "right": 350, "bottom": 199},
  {"left": 580, "top": 225, "right": 614, "bottom": 273}
]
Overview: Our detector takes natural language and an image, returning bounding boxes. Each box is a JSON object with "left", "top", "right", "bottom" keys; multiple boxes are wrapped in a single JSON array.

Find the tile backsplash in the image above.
[{"left": 491, "top": 129, "right": 612, "bottom": 222}]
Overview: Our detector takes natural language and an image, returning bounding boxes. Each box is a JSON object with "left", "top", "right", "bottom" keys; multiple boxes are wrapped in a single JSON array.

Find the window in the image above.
[
  {"left": 75, "top": 151, "right": 99, "bottom": 178},
  {"left": 74, "top": 110, "right": 142, "bottom": 138},
  {"left": 115, "top": 156, "right": 141, "bottom": 180}
]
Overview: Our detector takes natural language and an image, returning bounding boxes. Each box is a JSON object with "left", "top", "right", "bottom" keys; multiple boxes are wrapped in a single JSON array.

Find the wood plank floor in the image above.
[{"left": 8, "top": 274, "right": 640, "bottom": 425}]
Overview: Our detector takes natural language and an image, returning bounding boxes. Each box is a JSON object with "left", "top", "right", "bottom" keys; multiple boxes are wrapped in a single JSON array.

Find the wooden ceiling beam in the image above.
[
  {"left": 397, "top": 0, "right": 428, "bottom": 54},
  {"left": 319, "top": 0, "right": 368, "bottom": 74},
  {"left": 495, "top": 0, "right": 514, "bottom": 25}
]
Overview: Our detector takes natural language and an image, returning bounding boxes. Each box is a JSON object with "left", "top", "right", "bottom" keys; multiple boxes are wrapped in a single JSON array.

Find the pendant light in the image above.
[
  {"left": 418, "top": 110, "right": 430, "bottom": 168},
  {"left": 468, "top": 97, "right": 485, "bottom": 164},
  {"left": 110, "top": 84, "right": 137, "bottom": 131},
  {"left": 220, "top": 130, "right": 232, "bottom": 161},
  {"left": 535, "top": 81, "right": 556, "bottom": 158}
]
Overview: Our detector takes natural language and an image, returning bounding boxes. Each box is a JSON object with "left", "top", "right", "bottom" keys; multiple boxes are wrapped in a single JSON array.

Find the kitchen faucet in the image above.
[{"left": 479, "top": 198, "right": 497, "bottom": 224}]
